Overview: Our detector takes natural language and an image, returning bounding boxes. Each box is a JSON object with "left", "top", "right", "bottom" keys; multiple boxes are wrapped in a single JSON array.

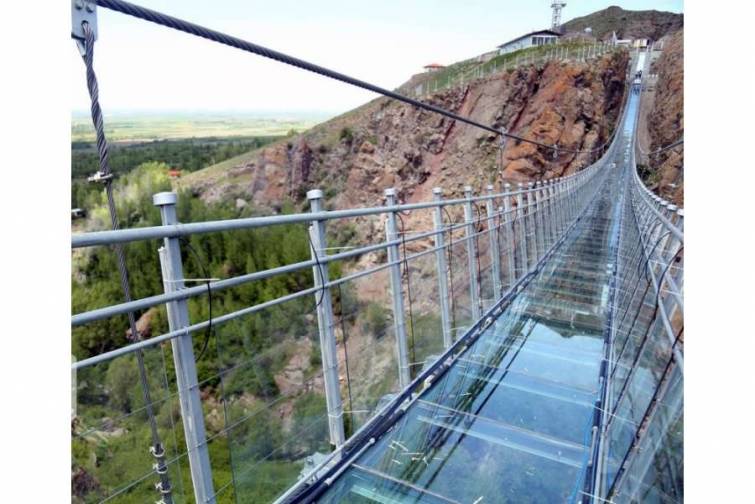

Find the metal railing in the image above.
[
  {"left": 406, "top": 40, "right": 624, "bottom": 99},
  {"left": 72, "top": 141, "right": 617, "bottom": 503},
  {"left": 592, "top": 79, "right": 684, "bottom": 503}
]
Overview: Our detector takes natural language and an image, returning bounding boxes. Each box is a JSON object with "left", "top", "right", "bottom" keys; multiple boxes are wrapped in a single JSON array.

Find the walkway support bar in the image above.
[
  {"left": 307, "top": 189, "right": 346, "bottom": 447},
  {"left": 154, "top": 192, "right": 216, "bottom": 504},
  {"left": 432, "top": 188, "right": 453, "bottom": 348},
  {"left": 384, "top": 188, "right": 412, "bottom": 387}
]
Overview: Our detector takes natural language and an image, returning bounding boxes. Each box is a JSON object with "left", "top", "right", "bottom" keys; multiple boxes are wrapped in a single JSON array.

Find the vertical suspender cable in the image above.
[{"left": 78, "top": 22, "right": 173, "bottom": 504}]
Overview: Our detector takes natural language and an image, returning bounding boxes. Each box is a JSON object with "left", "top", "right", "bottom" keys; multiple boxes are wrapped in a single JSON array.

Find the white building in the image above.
[
  {"left": 497, "top": 29, "right": 561, "bottom": 55},
  {"left": 611, "top": 31, "right": 633, "bottom": 47}
]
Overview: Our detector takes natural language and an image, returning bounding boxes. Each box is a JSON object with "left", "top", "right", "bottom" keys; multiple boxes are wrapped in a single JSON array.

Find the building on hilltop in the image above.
[
  {"left": 497, "top": 29, "right": 561, "bottom": 55},
  {"left": 422, "top": 63, "right": 445, "bottom": 73}
]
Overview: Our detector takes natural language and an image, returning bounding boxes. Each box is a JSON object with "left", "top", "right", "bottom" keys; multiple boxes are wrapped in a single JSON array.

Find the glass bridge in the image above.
[{"left": 71, "top": 13, "right": 683, "bottom": 499}]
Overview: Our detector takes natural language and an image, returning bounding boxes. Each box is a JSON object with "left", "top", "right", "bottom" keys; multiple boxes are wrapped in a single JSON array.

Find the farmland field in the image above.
[{"left": 71, "top": 111, "right": 329, "bottom": 143}]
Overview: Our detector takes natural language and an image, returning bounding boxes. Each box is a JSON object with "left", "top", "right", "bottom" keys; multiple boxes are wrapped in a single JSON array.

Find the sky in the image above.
[{"left": 71, "top": 0, "right": 683, "bottom": 116}]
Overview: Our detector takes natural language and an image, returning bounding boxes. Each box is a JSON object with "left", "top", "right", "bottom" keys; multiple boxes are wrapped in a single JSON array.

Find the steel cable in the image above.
[
  {"left": 79, "top": 22, "right": 174, "bottom": 503},
  {"left": 94, "top": 0, "right": 619, "bottom": 155}
]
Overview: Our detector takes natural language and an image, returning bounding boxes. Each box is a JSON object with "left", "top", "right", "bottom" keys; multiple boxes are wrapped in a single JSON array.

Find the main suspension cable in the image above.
[
  {"left": 92, "top": 0, "right": 619, "bottom": 155},
  {"left": 78, "top": 21, "right": 174, "bottom": 503},
  {"left": 638, "top": 137, "right": 684, "bottom": 157}
]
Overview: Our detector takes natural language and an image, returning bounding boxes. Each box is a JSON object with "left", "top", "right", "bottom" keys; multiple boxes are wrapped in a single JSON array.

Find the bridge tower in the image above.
[{"left": 551, "top": 1, "right": 566, "bottom": 31}]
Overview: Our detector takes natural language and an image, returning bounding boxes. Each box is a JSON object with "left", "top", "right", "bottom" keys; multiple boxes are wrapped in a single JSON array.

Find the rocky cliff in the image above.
[
  {"left": 563, "top": 6, "right": 683, "bottom": 41},
  {"left": 646, "top": 30, "right": 684, "bottom": 206},
  {"left": 182, "top": 50, "right": 628, "bottom": 215}
]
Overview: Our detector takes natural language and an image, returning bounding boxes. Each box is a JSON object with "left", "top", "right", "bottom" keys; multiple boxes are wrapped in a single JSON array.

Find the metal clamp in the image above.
[
  {"left": 155, "top": 481, "right": 172, "bottom": 494},
  {"left": 87, "top": 170, "right": 113, "bottom": 184},
  {"left": 498, "top": 128, "right": 508, "bottom": 151},
  {"left": 153, "top": 462, "right": 168, "bottom": 475},
  {"left": 72, "top": 0, "right": 98, "bottom": 56},
  {"left": 149, "top": 444, "right": 166, "bottom": 459}
]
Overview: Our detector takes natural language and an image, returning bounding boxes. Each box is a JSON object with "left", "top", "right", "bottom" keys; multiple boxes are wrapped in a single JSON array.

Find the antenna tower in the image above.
[{"left": 551, "top": 1, "right": 566, "bottom": 31}]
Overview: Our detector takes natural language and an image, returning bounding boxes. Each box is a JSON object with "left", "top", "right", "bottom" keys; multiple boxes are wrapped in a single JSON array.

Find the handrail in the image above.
[
  {"left": 72, "top": 164, "right": 603, "bottom": 368},
  {"left": 72, "top": 184, "right": 563, "bottom": 248},
  {"left": 72, "top": 184, "right": 561, "bottom": 327}
]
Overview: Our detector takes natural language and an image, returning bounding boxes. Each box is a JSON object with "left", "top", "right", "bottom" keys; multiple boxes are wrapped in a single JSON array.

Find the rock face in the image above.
[
  {"left": 183, "top": 51, "right": 628, "bottom": 216},
  {"left": 647, "top": 30, "right": 684, "bottom": 206},
  {"left": 563, "top": 6, "right": 683, "bottom": 41}
]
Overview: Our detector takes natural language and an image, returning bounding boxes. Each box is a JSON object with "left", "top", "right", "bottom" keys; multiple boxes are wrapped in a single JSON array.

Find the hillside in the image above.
[
  {"left": 645, "top": 30, "right": 684, "bottom": 206},
  {"left": 563, "top": 5, "right": 683, "bottom": 40},
  {"left": 181, "top": 50, "right": 629, "bottom": 224}
]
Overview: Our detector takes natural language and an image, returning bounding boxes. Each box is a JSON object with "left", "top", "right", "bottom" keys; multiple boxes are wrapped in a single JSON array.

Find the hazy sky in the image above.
[{"left": 71, "top": 0, "right": 683, "bottom": 115}]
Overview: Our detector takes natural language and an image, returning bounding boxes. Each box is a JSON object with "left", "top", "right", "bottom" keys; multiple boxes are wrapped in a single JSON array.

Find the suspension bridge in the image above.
[{"left": 71, "top": 1, "right": 683, "bottom": 503}]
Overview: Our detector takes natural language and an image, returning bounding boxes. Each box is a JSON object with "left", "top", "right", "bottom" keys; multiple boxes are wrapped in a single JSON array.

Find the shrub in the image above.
[{"left": 339, "top": 127, "right": 354, "bottom": 144}]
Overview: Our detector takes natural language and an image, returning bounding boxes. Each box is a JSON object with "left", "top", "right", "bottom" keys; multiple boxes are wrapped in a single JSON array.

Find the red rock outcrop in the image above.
[{"left": 184, "top": 51, "right": 628, "bottom": 216}]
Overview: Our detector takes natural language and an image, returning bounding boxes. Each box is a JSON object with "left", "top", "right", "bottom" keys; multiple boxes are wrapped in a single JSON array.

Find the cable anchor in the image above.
[{"left": 71, "top": 0, "right": 98, "bottom": 56}]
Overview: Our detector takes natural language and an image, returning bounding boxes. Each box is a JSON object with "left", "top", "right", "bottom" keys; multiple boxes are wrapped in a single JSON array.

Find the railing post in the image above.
[
  {"left": 546, "top": 179, "right": 556, "bottom": 246},
  {"left": 306, "top": 189, "right": 346, "bottom": 447},
  {"left": 568, "top": 177, "right": 577, "bottom": 223},
  {"left": 516, "top": 183, "right": 529, "bottom": 275},
  {"left": 384, "top": 188, "right": 412, "bottom": 387},
  {"left": 432, "top": 188, "right": 453, "bottom": 348},
  {"left": 153, "top": 192, "right": 216, "bottom": 504},
  {"left": 672, "top": 208, "right": 684, "bottom": 286},
  {"left": 563, "top": 177, "right": 573, "bottom": 223},
  {"left": 463, "top": 186, "right": 482, "bottom": 320},
  {"left": 485, "top": 185, "right": 503, "bottom": 299},
  {"left": 527, "top": 182, "right": 537, "bottom": 267},
  {"left": 502, "top": 183, "right": 516, "bottom": 286},
  {"left": 552, "top": 178, "right": 563, "bottom": 237},
  {"left": 534, "top": 181, "right": 545, "bottom": 260}
]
